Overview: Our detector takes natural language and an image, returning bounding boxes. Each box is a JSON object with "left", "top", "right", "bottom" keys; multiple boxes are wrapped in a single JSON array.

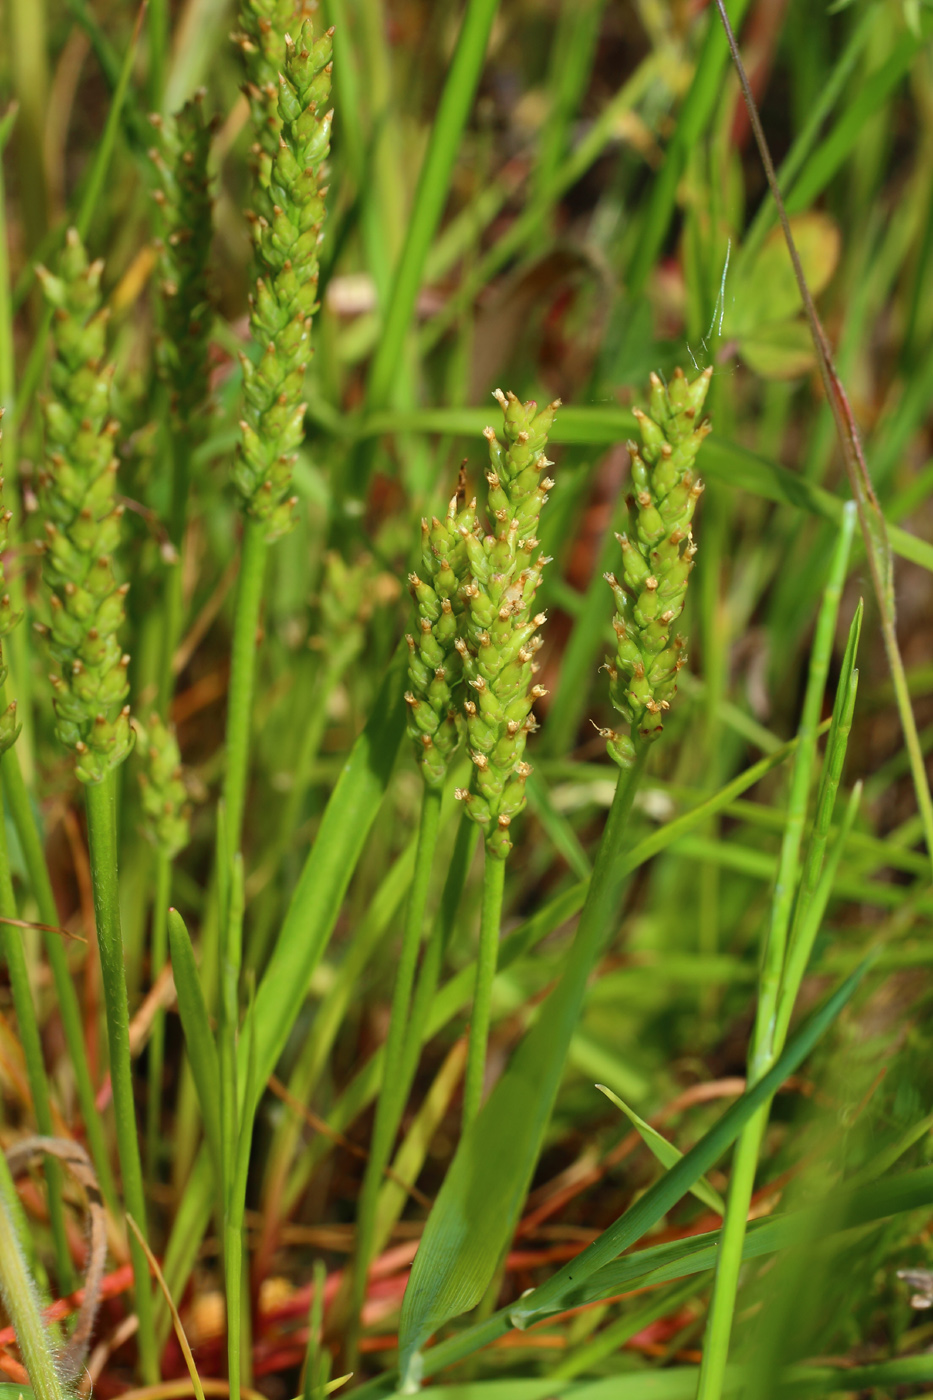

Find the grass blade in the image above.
[
  {"left": 509, "top": 957, "right": 873, "bottom": 1326},
  {"left": 596, "top": 1084, "right": 725, "bottom": 1216},
  {"left": 167, "top": 907, "right": 222, "bottom": 1180},
  {"left": 714, "top": 0, "right": 933, "bottom": 876},
  {"left": 397, "top": 752, "right": 647, "bottom": 1386}
]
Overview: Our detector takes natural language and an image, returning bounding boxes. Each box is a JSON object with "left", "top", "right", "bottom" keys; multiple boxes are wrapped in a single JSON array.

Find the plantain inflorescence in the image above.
[
  {"left": 455, "top": 392, "right": 559, "bottom": 859},
  {"left": 149, "top": 92, "right": 215, "bottom": 435},
  {"left": 137, "top": 713, "right": 190, "bottom": 859},
  {"left": 405, "top": 468, "right": 477, "bottom": 790},
  {"left": 36, "top": 229, "right": 133, "bottom": 785},
  {"left": 233, "top": 17, "right": 333, "bottom": 540},
  {"left": 0, "top": 418, "right": 22, "bottom": 756},
  {"left": 602, "top": 366, "right": 712, "bottom": 768},
  {"left": 234, "top": 0, "right": 294, "bottom": 183}
]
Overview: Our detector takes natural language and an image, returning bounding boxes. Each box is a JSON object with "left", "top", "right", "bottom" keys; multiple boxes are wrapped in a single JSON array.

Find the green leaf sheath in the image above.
[
  {"left": 234, "top": 20, "right": 333, "bottom": 540},
  {"left": 150, "top": 94, "right": 213, "bottom": 439},
  {"left": 405, "top": 475, "right": 476, "bottom": 789},
  {"left": 456, "top": 392, "right": 559, "bottom": 857},
  {"left": 603, "top": 365, "right": 712, "bottom": 766},
  {"left": 36, "top": 230, "right": 133, "bottom": 784}
]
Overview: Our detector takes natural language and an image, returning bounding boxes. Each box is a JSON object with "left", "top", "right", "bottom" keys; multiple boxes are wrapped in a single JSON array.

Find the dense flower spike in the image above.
[
  {"left": 36, "top": 230, "right": 133, "bottom": 785},
  {"left": 405, "top": 468, "right": 477, "bottom": 789},
  {"left": 233, "top": 0, "right": 295, "bottom": 182},
  {"left": 136, "top": 713, "right": 190, "bottom": 858},
  {"left": 0, "top": 422, "right": 22, "bottom": 757},
  {"left": 455, "top": 392, "right": 559, "bottom": 858},
  {"left": 602, "top": 366, "right": 712, "bottom": 767},
  {"left": 233, "top": 18, "right": 333, "bottom": 539},
  {"left": 149, "top": 94, "right": 215, "bottom": 431}
]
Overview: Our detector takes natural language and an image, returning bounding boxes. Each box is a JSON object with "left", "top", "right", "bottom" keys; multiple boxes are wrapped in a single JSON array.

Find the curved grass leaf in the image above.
[
  {"left": 596, "top": 1083, "right": 725, "bottom": 1216},
  {"left": 167, "top": 907, "right": 221, "bottom": 1180},
  {"left": 397, "top": 914, "right": 870, "bottom": 1379},
  {"left": 158, "top": 647, "right": 407, "bottom": 1336}
]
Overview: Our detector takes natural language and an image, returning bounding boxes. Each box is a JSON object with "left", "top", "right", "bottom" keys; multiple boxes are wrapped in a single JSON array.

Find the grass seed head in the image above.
[
  {"left": 233, "top": 15, "right": 333, "bottom": 540},
  {"left": 405, "top": 484, "right": 477, "bottom": 790},
  {"left": 457, "top": 392, "right": 559, "bottom": 857},
  {"left": 37, "top": 232, "right": 134, "bottom": 783},
  {"left": 605, "top": 366, "right": 711, "bottom": 766},
  {"left": 150, "top": 94, "right": 215, "bottom": 435},
  {"left": 136, "top": 713, "right": 191, "bottom": 858}
]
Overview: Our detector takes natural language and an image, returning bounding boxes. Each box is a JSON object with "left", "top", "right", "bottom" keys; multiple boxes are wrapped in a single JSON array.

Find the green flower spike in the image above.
[
  {"left": 233, "top": 0, "right": 294, "bottom": 182},
  {"left": 455, "top": 391, "right": 560, "bottom": 859},
  {"left": 0, "top": 419, "right": 23, "bottom": 757},
  {"left": 405, "top": 468, "right": 477, "bottom": 790},
  {"left": 602, "top": 365, "right": 712, "bottom": 768},
  {"left": 136, "top": 713, "right": 190, "bottom": 858},
  {"left": 233, "top": 18, "right": 333, "bottom": 540},
  {"left": 149, "top": 92, "right": 215, "bottom": 433},
  {"left": 36, "top": 229, "right": 134, "bottom": 785}
]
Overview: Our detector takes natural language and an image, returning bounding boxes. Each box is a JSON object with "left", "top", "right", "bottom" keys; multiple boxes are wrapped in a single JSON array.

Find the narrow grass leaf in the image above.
[
  {"left": 126, "top": 1214, "right": 206, "bottom": 1400},
  {"left": 167, "top": 908, "right": 222, "bottom": 1179},
  {"left": 596, "top": 1084, "right": 725, "bottom": 1215},
  {"left": 509, "top": 958, "right": 872, "bottom": 1326},
  {"left": 160, "top": 649, "right": 407, "bottom": 1319},
  {"left": 248, "top": 642, "right": 406, "bottom": 1091}
]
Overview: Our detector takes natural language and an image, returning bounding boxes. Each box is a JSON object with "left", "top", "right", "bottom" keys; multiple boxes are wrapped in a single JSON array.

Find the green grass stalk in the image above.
[
  {"left": 0, "top": 120, "right": 35, "bottom": 777},
  {"left": 148, "top": 0, "right": 168, "bottom": 111},
  {"left": 695, "top": 507, "right": 856, "bottom": 1400},
  {"left": 222, "top": 518, "right": 268, "bottom": 860},
  {"left": 146, "top": 850, "right": 173, "bottom": 1182},
  {"left": 7, "top": 0, "right": 49, "bottom": 252},
  {"left": 84, "top": 773, "right": 159, "bottom": 1383},
  {"left": 627, "top": 0, "right": 752, "bottom": 294},
  {"left": 714, "top": 0, "right": 933, "bottom": 877},
  {"left": 0, "top": 1168, "right": 65, "bottom": 1400},
  {"left": 351, "top": 785, "right": 443, "bottom": 1342},
  {"left": 220, "top": 858, "right": 245, "bottom": 1400},
  {"left": 0, "top": 739, "right": 118, "bottom": 1212},
  {"left": 0, "top": 765, "right": 73, "bottom": 1290},
  {"left": 363, "top": 0, "right": 499, "bottom": 416},
  {"left": 462, "top": 851, "right": 506, "bottom": 1128}
]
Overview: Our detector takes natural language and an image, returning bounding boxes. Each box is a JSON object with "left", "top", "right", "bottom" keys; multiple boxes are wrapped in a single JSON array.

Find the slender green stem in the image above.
[
  {"left": 0, "top": 118, "right": 36, "bottom": 781},
  {"left": 157, "top": 431, "right": 192, "bottom": 715},
  {"left": 222, "top": 517, "right": 268, "bottom": 861},
  {"left": 7, "top": 0, "right": 49, "bottom": 253},
  {"left": 0, "top": 766, "right": 73, "bottom": 1289},
  {"left": 363, "top": 0, "right": 499, "bottom": 416},
  {"left": 0, "top": 739, "right": 118, "bottom": 1212},
  {"left": 15, "top": 3, "right": 144, "bottom": 419},
  {"left": 146, "top": 851, "right": 172, "bottom": 1185},
  {"left": 221, "top": 859, "right": 244, "bottom": 1400},
  {"left": 350, "top": 786, "right": 443, "bottom": 1347},
  {"left": 713, "top": 0, "right": 933, "bottom": 877},
  {"left": 399, "top": 815, "right": 478, "bottom": 1096},
  {"left": 694, "top": 1110, "right": 766, "bottom": 1400},
  {"left": 462, "top": 851, "right": 506, "bottom": 1129},
  {"left": 85, "top": 774, "right": 158, "bottom": 1384},
  {"left": 628, "top": 0, "right": 752, "bottom": 294},
  {"left": 0, "top": 1168, "right": 65, "bottom": 1400},
  {"left": 246, "top": 632, "right": 362, "bottom": 970},
  {"left": 148, "top": 0, "right": 168, "bottom": 111},
  {"left": 695, "top": 512, "right": 855, "bottom": 1400}
]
